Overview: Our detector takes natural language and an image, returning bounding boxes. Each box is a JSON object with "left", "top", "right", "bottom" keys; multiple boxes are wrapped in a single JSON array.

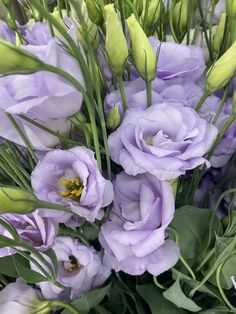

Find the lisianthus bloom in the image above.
[
  {"left": 148, "top": 37, "right": 205, "bottom": 81},
  {"left": 104, "top": 77, "right": 220, "bottom": 118},
  {"left": 108, "top": 102, "right": 218, "bottom": 180},
  {"left": 0, "top": 21, "right": 16, "bottom": 43},
  {"left": 32, "top": 236, "right": 111, "bottom": 300},
  {"left": 99, "top": 172, "right": 180, "bottom": 275},
  {"left": 31, "top": 147, "right": 114, "bottom": 223},
  {"left": 23, "top": 22, "right": 52, "bottom": 45},
  {"left": 0, "top": 38, "right": 84, "bottom": 150},
  {"left": 0, "top": 211, "right": 58, "bottom": 257},
  {"left": 0, "top": 280, "right": 44, "bottom": 314}
]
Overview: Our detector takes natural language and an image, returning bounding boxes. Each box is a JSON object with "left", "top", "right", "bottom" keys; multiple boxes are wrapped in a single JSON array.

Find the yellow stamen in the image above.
[{"left": 59, "top": 177, "right": 83, "bottom": 201}]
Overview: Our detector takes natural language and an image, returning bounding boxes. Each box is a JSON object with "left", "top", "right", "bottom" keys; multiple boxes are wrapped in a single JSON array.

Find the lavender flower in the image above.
[
  {"left": 0, "top": 280, "right": 43, "bottom": 314},
  {"left": 99, "top": 172, "right": 179, "bottom": 275},
  {"left": 31, "top": 147, "right": 113, "bottom": 223},
  {"left": 0, "top": 211, "right": 58, "bottom": 257},
  {"left": 31, "top": 236, "right": 111, "bottom": 300},
  {"left": 149, "top": 38, "right": 206, "bottom": 81},
  {"left": 0, "top": 21, "right": 16, "bottom": 43},
  {"left": 108, "top": 102, "right": 218, "bottom": 180},
  {"left": 0, "top": 38, "right": 84, "bottom": 150}
]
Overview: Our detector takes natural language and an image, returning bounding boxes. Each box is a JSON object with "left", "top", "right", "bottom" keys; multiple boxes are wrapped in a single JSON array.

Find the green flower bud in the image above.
[
  {"left": 0, "top": 187, "right": 37, "bottom": 214},
  {"left": 226, "top": 0, "right": 236, "bottom": 16},
  {"left": 213, "top": 13, "right": 227, "bottom": 55},
  {"left": 171, "top": 0, "right": 189, "bottom": 42},
  {"left": 86, "top": 0, "right": 103, "bottom": 25},
  {"left": 145, "top": 0, "right": 162, "bottom": 34},
  {"left": 0, "top": 39, "right": 43, "bottom": 75},
  {"left": 206, "top": 41, "right": 236, "bottom": 92},
  {"left": 104, "top": 4, "right": 128, "bottom": 76},
  {"left": 126, "top": 14, "right": 156, "bottom": 81},
  {"left": 106, "top": 105, "right": 121, "bottom": 130},
  {"left": 232, "top": 87, "right": 236, "bottom": 114}
]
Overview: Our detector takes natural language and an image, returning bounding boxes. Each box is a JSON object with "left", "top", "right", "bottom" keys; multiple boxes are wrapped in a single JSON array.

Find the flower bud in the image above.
[
  {"left": 213, "top": 13, "right": 226, "bottom": 55},
  {"left": 106, "top": 105, "right": 121, "bottom": 130},
  {"left": 0, "top": 187, "right": 37, "bottom": 214},
  {"left": 206, "top": 41, "right": 236, "bottom": 92},
  {"left": 86, "top": 0, "right": 103, "bottom": 25},
  {"left": 104, "top": 4, "right": 128, "bottom": 76},
  {"left": 145, "top": 0, "right": 162, "bottom": 34},
  {"left": 232, "top": 87, "right": 236, "bottom": 115},
  {"left": 51, "top": 9, "right": 67, "bottom": 36},
  {"left": 226, "top": 0, "right": 236, "bottom": 16},
  {"left": 0, "top": 39, "right": 43, "bottom": 75},
  {"left": 171, "top": 0, "right": 189, "bottom": 42},
  {"left": 126, "top": 14, "right": 156, "bottom": 81}
]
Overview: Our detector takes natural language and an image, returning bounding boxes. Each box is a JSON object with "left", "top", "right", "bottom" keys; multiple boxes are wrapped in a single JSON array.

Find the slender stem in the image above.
[
  {"left": 196, "top": 248, "right": 215, "bottom": 271},
  {"left": 212, "top": 85, "right": 229, "bottom": 124},
  {"left": 167, "top": 227, "right": 196, "bottom": 281},
  {"left": 42, "top": 0, "right": 54, "bottom": 36},
  {"left": 117, "top": 76, "right": 128, "bottom": 111},
  {"left": 118, "top": 0, "right": 126, "bottom": 35},
  {"left": 146, "top": 80, "right": 152, "bottom": 107},
  {"left": 207, "top": 114, "right": 236, "bottom": 161},
  {"left": 153, "top": 276, "right": 167, "bottom": 290},
  {"left": 49, "top": 301, "right": 79, "bottom": 314},
  {"left": 208, "top": 1, "right": 217, "bottom": 60},
  {"left": 6, "top": 113, "right": 38, "bottom": 165},
  {"left": 216, "top": 256, "right": 236, "bottom": 311},
  {"left": 195, "top": 90, "right": 210, "bottom": 112},
  {"left": 143, "top": 0, "right": 150, "bottom": 33}
]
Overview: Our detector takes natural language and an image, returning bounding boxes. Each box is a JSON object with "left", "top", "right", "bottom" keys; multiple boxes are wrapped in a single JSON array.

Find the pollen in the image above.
[
  {"left": 64, "top": 255, "right": 82, "bottom": 273},
  {"left": 59, "top": 177, "right": 83, "bottom": 201}
]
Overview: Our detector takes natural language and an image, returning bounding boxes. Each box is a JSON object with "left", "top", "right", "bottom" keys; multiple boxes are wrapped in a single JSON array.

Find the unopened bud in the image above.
[
  {"left": 86, "top": 0, "right": 103, "bottom": 25},
  {"left": 146, "top": 0, "right": 162, "bottom": 34},
  {"left": 232, "top": 88, "right": 236, "bottom": 114},
  {"left": 0, "top": 39, "right": 43, "bottom": 75},
  {"left": 104, "top": 4, "right": 128, "bottom": 76},
  {"left": 213, "top": 13, "right": 226, "bottom": 55},
  {"left": 0, "top": 187, "right": 37, "bottom": 214},
  {"left": 206, "top": 41, "right": 236, "bottom": 92},
  {"left": 226, "top": 0, "right": 236, "bottom": 16},
  {"left": 126, "top": 14, "right": 156, "bottom": 81},
  {"left": 106, "top": 105, "right": 121, "bottom": 130},
  {"left": 171, "top": 0, "right": 189, "bottom": 42}
]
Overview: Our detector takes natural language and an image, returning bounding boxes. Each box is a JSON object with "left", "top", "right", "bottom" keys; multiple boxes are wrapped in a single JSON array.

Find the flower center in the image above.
[
  {"left": 63, "top": 255, "right": 82, "bottom": 273},
  {"left": 59, "top": 177, "right": 83, "bottom": 201},
  {"left": 145, "top": 136, "right": 153, "bottom": 146}
]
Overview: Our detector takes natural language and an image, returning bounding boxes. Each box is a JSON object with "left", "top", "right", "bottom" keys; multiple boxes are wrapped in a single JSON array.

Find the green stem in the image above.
[
  {"left": 42, "top": 0, "right": 54, "bottom": 36},
  {"left": 146, "top": 80, "right": 152, "bottom": 107},
  {"left": 49, "top": 300, "right": 79, "bottom": 314},
  {"left": 153, "top": 276, "right": 167, "bottom": 290},
  {"left": 207, "top": 114, "right": 236, "bottom": 161},
  {"left": 208, "top": 1, "right": 217, "bottom": 60},
  {"left": 196, "top": 248, "right": 215, "bottom": 272},
  {"left": 216, "top": 255, "right": 236, "bottom": 311},
  {"left": 118, "top": 0, "right": 126, "bottom": 35},
  {"left": 212, "top": 85, "right": 229, "bottom": 125},
  {"left": 167, "top": 227, "right": 196, "bottom": 281},
  {"left": 117, "top": 76, "right": 128, "bottom": 111},
  {"left": 143, "top": 0, "right": 150, "bottom": 33},
  {"left": 195, "top": 90, "right": 210, "bottom": 112},
  {"left": 6, "top": 113, "right": 38, "bottom": 165}
]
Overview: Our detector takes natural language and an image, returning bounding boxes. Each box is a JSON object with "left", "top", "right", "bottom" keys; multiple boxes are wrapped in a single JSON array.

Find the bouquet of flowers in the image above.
[{"left": 0, "top": 0, "right": 236, "bottom": 313}]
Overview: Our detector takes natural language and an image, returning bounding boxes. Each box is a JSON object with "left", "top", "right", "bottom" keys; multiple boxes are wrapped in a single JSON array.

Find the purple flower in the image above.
[
  {"left": 0, "top": 38, "right": 84, "bottom": 150},
  {"left": 99, "top": 172, "right": 180, "bottom": 275},
  {"left": 31, "top": 147, "right": 114, "bottom": 223},
  {"left": 0, "top": 280, "right": 42, "bottom": 314},
  {"left": 0, "top": 20, "right": 16, "bottom": 43},
  {"left": 149, "top": 38, "right": 205, "bottom": 81},
  {"left": 0, "top": 211, "right": 58, "bottom": 257},
  {"left": 32, "top": 236, "right": 111, "bottom": 300},
  {"left": 108, "top": 102, "right": 218, "bottom": 180},
  {"left": 104, "top": 77, "right": 220, "bottom": 118},
  {"left": 23, "top": 22, "right": 52, "bottom": 45}
]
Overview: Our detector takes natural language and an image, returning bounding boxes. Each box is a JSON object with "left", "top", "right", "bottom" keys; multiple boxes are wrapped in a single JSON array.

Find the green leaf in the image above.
[
  {"left": 163, "top": 278, "right": 202, "bottom": 312},
  {"left": 44, "top": 248, "right": 58, "bottom": 276},
  {"left": 62, "top": 284, "right": 111, "bottom": 314},
  {"left": 12, "top": 254, "right": 48, "bottom": 283},
  {"left": 199, "top": 305, "right": 231, "bottom": 313},
  {"left": 0, "top": 255, "right": 18, "bottom": 277},
  {"left": 171, "top": 206, "right": 222, "bottom": 260},
  {"left": 137, "top": 284, "right": 187, "bottom": 314}
]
